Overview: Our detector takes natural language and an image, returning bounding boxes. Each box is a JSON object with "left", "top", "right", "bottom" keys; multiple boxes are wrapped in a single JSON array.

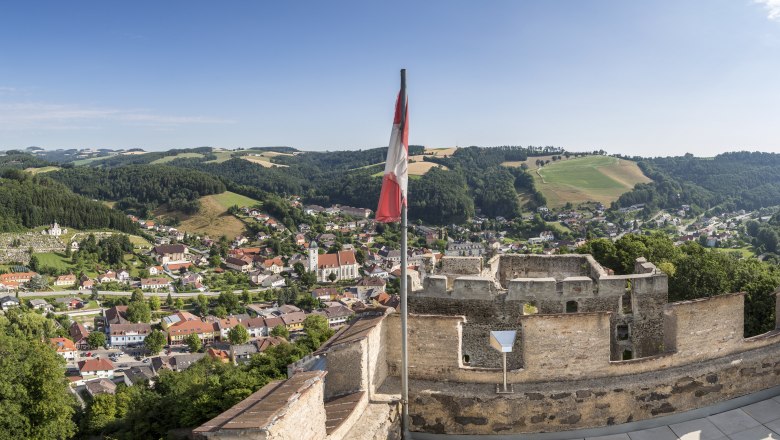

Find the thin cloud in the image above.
[
  {"left": 0, "top": 87, "right": 17, "bottom": 94},
  {"left": 756, "top": 0, "right": 780, "bottom": 21},
  {"left": 0, "top": 102, "right": 234, "bottom": 130}
]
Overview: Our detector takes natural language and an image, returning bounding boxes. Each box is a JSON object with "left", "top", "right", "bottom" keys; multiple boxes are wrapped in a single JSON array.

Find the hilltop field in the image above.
[
  {"left": 504, "top": 155, "right": 651, "bottom": 208},
  {"left": 155, "top": 191, "right": 259, "bottom": 239}
]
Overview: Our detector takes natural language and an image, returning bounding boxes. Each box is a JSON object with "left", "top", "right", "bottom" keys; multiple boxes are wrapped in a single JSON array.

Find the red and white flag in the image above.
[{"left": 376, "top": 91, "right": 409, "bottom": 223}]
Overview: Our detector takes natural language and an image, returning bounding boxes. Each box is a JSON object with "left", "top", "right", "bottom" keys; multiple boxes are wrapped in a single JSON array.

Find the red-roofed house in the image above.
[
  {"left": 50, "top": 338, "right": 78, "bottom": 361},
  {"left": 78, "top": 358, "right": 115, "bottom": 380}
]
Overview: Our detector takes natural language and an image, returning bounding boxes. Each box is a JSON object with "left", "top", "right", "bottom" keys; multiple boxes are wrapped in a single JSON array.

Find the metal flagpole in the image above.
[{"left": 399, "top": 68, "right": 410, "bottom": 439}]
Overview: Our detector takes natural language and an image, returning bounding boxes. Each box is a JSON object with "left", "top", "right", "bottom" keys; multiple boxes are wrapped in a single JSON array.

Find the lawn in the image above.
[
  {"left": 203, "top": 150, "right": 235, "bottom": 163},
  {"left": 525, "top": 156, "right": 651, "bottom": 208},
  {"left": 128, "top": 234, "right": 153, "bottom": 249},
  {"left": 242, "top": 155, "right": 289, "bottom": 168},
  {"left": 150, "top": 152, "right": 204, "bottom": 164},
  {"left": 34, "top": 252, "right": 73, "bottom": 271}
]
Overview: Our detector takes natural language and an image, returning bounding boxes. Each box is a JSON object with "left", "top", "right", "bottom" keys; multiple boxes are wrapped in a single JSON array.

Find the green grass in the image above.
[
  {"left": 210, "top": 191, "right": 261, "bottom": 209},
  {"left": 128, "top": 234, "right": 153, "bottom": 248},
  {"left": 204, "top": 151, "right": 235, "bottom": 163},
  {"left": 150, "top": 152, "right": 204, "bottom": 164},
  {"left": 533, "top": 156, "right": 651, "bottom": 208},
  {"left": 25, "top": 166, "right": 61, "bottom": 174},
  {"left": 713, "top": 246, "right": 755, "bottom": 259},
  {"left": 34, "top": 252, "right": 73, "bottom": 271}
]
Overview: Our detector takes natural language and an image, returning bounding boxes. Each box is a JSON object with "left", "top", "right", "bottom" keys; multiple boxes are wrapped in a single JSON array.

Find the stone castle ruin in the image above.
[{"left": 194, "top": 254, "right": 780, "bottom": 439}]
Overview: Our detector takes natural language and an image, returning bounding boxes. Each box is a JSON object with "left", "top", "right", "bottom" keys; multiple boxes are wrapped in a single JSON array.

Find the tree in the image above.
[
  {"left": 241, "top": 289, "right": 253, "bottom": 304},
  {"left": 174, "top": 298, "right": 185, "bottom": 310},
  {"left": 28, "top": 274, "right": 48, "bottom": 290},
  {"left": 217, "top": 291, "right": 241, "bottom": 314},
  {"left": 85, "top": 393, "right": 117, "bottom": 434},
  {"left": 328, "top": 272, "right": 337, "bottom": 282},
  {"left": 195, "top": 294, "right": 209, "bottom": 316},
  {"left": 28, "top": 254, "right": 39, "bottom": 272},
  {"left": 0, "top": 333, "right": 77, "bottom": 439},
  {"left": 127, "top": 301, "right": 151, "bottom": 323},
  {"left": 296, "top": 314, "right": 335, "bottom": 351},
  {"left": 185, "top": 333, "right": 202, "bottom": 352},
  {"left": 87, "top": 331, "right": 107, "bottom": 349},
  {"left": 130, "top": 289, "right": 145, "bottom": 303},
  {"left": 228, "top": 324, "right": 250, "bottom": 345},
  {"left": 166, "top": 292, "right": 174, "bottom": 307},
  {"left": 270, "top": 324, "right": 289, "bottom": 339},
  {"left": 148, "top": 295, "right": 161, "bottom": 311},
  {"left": 144, "top": 329, "right": 166, "bottom": 355}
]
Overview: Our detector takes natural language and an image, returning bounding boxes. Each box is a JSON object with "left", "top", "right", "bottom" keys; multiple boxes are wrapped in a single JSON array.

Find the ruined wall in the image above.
[
  {"left": 323, "top": 339, "right": 367, "bottom": 400},
  {"left": 440, "top": 256, "right": 482, "bottom": 276},
  {"left": 497, "top": 254, "right": 598, "bottom": 287},
  {"left": 405, "top": 343, "right": 780, "bottom": 434},
  {"left": 380, "top": 293, "right": 780, "bottom": 434}
]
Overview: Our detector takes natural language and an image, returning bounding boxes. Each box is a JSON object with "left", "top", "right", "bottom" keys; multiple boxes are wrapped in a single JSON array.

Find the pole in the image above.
[
  {"left": 503, "top": 352, "right": 507, "bottom": 392},
  {"left": 399, "top": 68, "right": 410, "bottom": 439}
]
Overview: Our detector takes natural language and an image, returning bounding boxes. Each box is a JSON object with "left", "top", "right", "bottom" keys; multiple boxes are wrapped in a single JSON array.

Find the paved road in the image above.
[{"left": 19, "top": 288, "right": 268, "bottom": 298}]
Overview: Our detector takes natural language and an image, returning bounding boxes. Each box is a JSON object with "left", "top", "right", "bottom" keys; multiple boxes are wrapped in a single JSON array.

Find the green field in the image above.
[
  {"left": 150, "top": 152, "right": 204, "bottom": 164},
  {"left": 210, "top": 191, "right": 261, "bottom": 209},
  {"left": 527, "top": 156, "right": 651, "bottom": 208},
  {"left": 24, "top": 166, "right": 61, "bottom": 174},
  {"left": 204, "top": 150, "right": 235, "bottom": 163},
  {"left": 34, "top": 252, "right": 73, "bottom": 271}
]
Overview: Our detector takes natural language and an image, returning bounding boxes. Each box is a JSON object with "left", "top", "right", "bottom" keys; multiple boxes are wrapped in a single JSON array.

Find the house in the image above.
[
  {"left": 123, "top": 366, "right": 157, "bottom": 387},
  {"left": 181, "top": 272, "right": 204, "bottom": 286},
  {"left": 262, "top": 257, "right": 284, "bottom": 274},
  {"left": 56, "top": 296, "right": 84, "bottom": 310},
  {"left": 141, "top": 277, "right": 171, "bottom": 290},
  {"left": 356, "top": 277, "right": 386, "bottom": 297},
  {"left": 206, "top": 347, "right": 231, "bottom": 363},
  {"left": 116, "top": 270, "right": 131, "bottom": 282},
  {"left": 165, "top": 262, "right": 192, "bottom": 272},
  {"left": 0, "top": 280, "right": 20, "bottom": 291},
  {"left": 307, "top": 242, "right": 360, "bottom": 282},
  {"left": 50, "top": 338, "right": 78, "bottom": 361},
  {"left": 311, "top": 287, "right": 338, "bottom": 301},
  {"left": 148, "top": 265, "right": 165, "bottom": 276},
  {"left": 280, "top": 311, "right": 307, "bottom": 332},
  {"left": 217, "top": 316, "right": 243, "bottom": 340},
  {"left": 70, "top": 322, "right": 90, "bottom": 349},
  {"left": 150, "top": 353, "right": 206, "bottom": 373},
  {"left": 54, "top": 274, "right": 77, "bottom": 287},
  {"left": 28, "top": 298, "right": 52, "bottom": 312},
  {"left": 85, "top": 378, "right": 117, "bottom": 397},
  {"left": 0, "top": 295, "right": 20, "bottom": 311},
  {"left": 152, "top": 244, "right": 188, "bottom": 264},
  {"left": 313, "top": 305, "right": 353, "bottom": 328},
  {"left": 78, "top": 358, "right": 115, "bottom": 381},
  {"left": 79, "top": 279, "right": 95, "bottom": 291},
  {"left": 0, "top": 272, "right": 36, "bottom": 284},
  {"left": 104, "top": 305, "right": 130, "bottom": 325},
  {"left": 164, "top": 312, "right": 218, "bottom": 345},
  {"left": 261, "top": 274, "right": 286, "bottom": 288},
  {"left": 224, "top": 256, "right": 253, "bottom": 273},
  {"left": 109, "top": 323, "right": 152, "bottom": 347}
]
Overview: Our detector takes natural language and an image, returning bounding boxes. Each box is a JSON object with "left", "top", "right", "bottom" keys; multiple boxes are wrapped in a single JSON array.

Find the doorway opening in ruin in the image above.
[
  {"left": 622, "top": 349, "right": 633, "bottom": 360},
  {"left": 462, "top": 354, "right": 470, "bottom": 366},
  {"left": 566, "top": 300, "right": 578, "bottom": 313}
]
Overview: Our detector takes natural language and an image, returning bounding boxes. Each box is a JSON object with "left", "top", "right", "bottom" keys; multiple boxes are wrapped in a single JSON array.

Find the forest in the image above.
[
  {"left": 0, "top": 170, "right": 137, "bottom": 233},
  {"left": 49, "top": 165, "right": 226, "bottom": 216},
  {"left": 615, "top": 151, "right": 780, "bottom": 213}
]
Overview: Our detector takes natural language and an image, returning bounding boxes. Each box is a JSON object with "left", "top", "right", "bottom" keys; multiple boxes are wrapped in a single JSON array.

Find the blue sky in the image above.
[{"left": 1, "top": 1, "right": 780, "bottom": 156}]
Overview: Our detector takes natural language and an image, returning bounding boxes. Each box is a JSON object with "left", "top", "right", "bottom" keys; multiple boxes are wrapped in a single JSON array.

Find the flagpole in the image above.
[{"left": 399, "top": 68, "right": 410, "bottom": 439}]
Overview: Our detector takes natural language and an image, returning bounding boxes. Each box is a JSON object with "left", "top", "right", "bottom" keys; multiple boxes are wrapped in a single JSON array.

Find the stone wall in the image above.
[
  {"left": 382, "top": 292, "right": 780, "bottom": 434},
  {"left": 414, "top": 255, "right": 669, "bottom": 363}
]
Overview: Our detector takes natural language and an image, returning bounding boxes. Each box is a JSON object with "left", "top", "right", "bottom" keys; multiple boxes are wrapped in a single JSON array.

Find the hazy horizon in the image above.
[{"left": 3, "top": 1, "right": 780, "bottom": 156}]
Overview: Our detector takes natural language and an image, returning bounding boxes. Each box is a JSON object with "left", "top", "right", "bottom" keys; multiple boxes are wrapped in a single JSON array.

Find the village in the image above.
[{"left": 0, "top": 195, "right": 774, "bottom": 407}]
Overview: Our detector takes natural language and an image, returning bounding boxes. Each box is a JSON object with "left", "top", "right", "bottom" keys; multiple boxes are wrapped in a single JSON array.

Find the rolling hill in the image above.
[{"left": 507, "top": 155, "right": 651, "bottom": 208}]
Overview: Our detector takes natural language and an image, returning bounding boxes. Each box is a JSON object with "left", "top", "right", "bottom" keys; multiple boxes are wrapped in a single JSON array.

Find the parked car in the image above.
[{"left": 142, "top": 358, "right": 151, "bottom": 363}]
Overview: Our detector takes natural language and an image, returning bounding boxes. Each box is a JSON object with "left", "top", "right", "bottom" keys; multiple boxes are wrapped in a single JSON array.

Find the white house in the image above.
[
  {"left": 78, "top": 358, "right": 115, "bottom": 381},
  {"left": 307, "top": 242, "right": 360, "bottom": 282},
  {"left": 109, "top": 323, "right": 152, "bottom": 347}
]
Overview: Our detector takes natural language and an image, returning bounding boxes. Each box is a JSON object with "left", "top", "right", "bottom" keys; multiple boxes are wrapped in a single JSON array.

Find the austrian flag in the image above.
[{"left": 376, "top": 91, "right": 409, "bottom": 223}]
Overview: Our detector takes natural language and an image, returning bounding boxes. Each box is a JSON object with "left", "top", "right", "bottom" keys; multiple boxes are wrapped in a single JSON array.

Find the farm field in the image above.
[
  {"left": 159, "top": 191, "right": 260, "bottom": 239},
  {"left": 242, "top": 155, "right": 289, "bottom": 168},
  {"left": 150, "top": 152, "right": 204, "bottom": 164},
  {"left": 204, "top": 150, "right": 235, "bottom": 163},
  {"left": 516, "top": 156, "right": 651, "bottom": 208},
  {"left": 24, "top": 166, "right": 61, "bottom": 174}
]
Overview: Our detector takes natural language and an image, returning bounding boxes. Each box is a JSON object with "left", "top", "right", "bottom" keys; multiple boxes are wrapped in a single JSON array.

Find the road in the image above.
[{"left": 19, "top": 287, "right": 268, "bottom": 298}]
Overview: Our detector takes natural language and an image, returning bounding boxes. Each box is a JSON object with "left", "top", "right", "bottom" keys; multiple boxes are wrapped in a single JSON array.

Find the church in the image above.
[{"left": 307, "top": 241, "right": 360, "bottom": 282}]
